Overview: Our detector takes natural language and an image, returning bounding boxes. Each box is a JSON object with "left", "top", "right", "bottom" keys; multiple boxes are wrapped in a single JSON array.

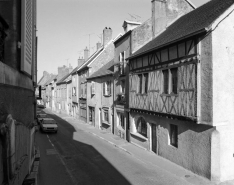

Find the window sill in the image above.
[
  {"left": 130, "top": 132, "right": 148, "bottom": 141},
  {"left": 103, "top": 95, "right": 111, "bottom": 97},
  {"left": 102, "top": 121, "right": 111, "bottom": 126}
]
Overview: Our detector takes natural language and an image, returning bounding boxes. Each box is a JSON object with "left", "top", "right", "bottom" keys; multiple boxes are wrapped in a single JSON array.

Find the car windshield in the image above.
[{"left": 43, "top": 120, "right": 56, "bottom": 124}]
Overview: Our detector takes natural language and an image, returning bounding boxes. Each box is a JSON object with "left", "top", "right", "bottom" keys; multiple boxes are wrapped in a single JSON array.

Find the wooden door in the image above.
[{"left": 151, "top": 124, "right": 157, "bottom": 153}]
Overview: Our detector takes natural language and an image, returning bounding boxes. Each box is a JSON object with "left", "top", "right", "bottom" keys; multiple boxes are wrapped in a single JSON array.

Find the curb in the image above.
[{"left": 87, "top": 130, "right": 133, "bottom": 156}]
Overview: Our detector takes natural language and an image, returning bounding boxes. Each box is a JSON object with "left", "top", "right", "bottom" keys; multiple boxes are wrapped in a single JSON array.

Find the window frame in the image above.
[
  {"left": 136, "top": 117, "right": 147, "bottom": 137},
  {"left": 162, "top": 68, "right": 178, "bottom": 95},
  {"left": 103, "top": 80, "right": 111, "bottom": 96},
  {"left": 137, "top": 73, "right": 148, "bottom": 94}
]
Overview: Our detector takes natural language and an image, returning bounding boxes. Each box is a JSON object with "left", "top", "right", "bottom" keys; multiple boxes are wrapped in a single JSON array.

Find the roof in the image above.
[
  {"left": 129, "top": 0, "right": 234, "bottom": 59},
  {"left": 56, "top": 72, "right": 71, "bottom": 85},
  {"left": 76, "top": 47, "right": 104, "bottom": 73},
  {"left": 44, "top": 74, "right": 57, "bottom": 86},
  {"left": 87, "top": 59, "right": 114, "bottom": 80},
  {"left": 114, "top": 30, "right": 131, "bottom": 45}
]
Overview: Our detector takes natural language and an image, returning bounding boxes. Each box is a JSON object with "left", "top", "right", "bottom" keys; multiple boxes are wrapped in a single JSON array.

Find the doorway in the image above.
[
  {"left": 89, "top": 107, "right": 95, "bottom": 126},
  {"left": 151, "top": 124, "right": 157, "bottom": 154}
]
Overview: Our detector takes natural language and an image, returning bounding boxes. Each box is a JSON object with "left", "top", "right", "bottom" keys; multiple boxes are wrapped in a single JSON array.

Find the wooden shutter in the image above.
[
  {"left": 108, "top": 81, "right": 111, "bottom": 95},
  {"left": 21, "top": 0, "right": 33, "bottom": 75},
  {"left": 91, "top": 82, "right": 95, "bottom": 94},
  {"left": 103, "top": 82, "right": 106, "bottom": 95}
]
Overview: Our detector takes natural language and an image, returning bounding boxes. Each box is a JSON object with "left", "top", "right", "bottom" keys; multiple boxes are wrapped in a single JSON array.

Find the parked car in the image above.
[
  {"left": 39, "top": 118, "right": 58, "bottom": 133},
  {"left": 36, "top": 113, "right": 47, "bottom": 124}
]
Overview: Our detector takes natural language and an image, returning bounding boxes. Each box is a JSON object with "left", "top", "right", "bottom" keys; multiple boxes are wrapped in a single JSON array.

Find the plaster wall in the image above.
[
  {"left": 114, "top": 34, "right": 131, "bottom": 139},
  {"left": 87, "top": 76, "right": 113, "bottom": 131},
  {"left": 130, "top": 112, "right": 214, "bottom": 179},
  {"left": 212, "top": 9, "right": 234, "bottom": 182},
  {"left": 131, "top": 19, "right": 152, "bottom": 54}
]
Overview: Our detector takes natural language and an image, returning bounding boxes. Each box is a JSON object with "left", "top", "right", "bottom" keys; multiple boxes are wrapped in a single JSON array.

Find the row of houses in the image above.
[{"left": 38, "top": 0, "right": 234, "bottom": 183}]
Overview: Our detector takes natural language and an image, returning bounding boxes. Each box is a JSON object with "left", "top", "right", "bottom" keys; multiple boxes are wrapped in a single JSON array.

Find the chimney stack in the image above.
[
  {"left": 78, "top": 57, "right": 85, "bottom": 67},
  {"left": 96, "top": 42, "right": 101, "bottom": 51},
  {"left": 103, "top": 27, "right": 112, "bottom": 46},
  {"left": 84, "top": 47, "right": 89, "bottom": 61},
  {"left": 151, "top": 0, "right": 194, "bottom": 38}
]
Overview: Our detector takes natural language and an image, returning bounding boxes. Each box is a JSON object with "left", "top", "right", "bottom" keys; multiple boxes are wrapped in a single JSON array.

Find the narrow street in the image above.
[{"left": 36, "top": 108, "right": 196, "bottom": 185}]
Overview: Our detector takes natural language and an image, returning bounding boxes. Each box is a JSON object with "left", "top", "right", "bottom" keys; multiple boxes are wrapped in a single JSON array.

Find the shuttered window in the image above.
[{"left": 21, "top": 0, "right": 34, "bottom": 75}]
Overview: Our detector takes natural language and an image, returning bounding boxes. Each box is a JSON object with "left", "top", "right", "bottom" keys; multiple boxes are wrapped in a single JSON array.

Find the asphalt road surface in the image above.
[{"left": 36, "top": 109, "right": 188, "bottom": 185}]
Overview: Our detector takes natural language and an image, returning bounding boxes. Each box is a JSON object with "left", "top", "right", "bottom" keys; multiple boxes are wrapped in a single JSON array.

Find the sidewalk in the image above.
[{"left": 45, "top": 108, "right": 228, "bottom": 185}]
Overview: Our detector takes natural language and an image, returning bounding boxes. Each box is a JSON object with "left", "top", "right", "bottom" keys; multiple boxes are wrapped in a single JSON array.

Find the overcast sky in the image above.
[{"left": 37, "top": 0, "right": 210, "bottom": 80}]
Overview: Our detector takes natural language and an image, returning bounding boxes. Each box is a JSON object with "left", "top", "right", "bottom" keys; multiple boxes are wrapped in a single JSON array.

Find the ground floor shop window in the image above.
[
  {"left": 137, "top": 117, "right": 147, "bottom": 137},
  {"left": 117, "top": 112, "right": 125, "bottom": 129},
  {"left": 169, "top": 124, "right": 178, "bottom": 147}
]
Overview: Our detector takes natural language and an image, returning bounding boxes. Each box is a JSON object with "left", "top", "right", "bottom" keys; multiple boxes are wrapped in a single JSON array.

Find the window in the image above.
[
  {"left": 171, "top": 68, "right": 178, "bottom": 94},
  {"left": 120, "top": 80, "right": 125, "bottom": 94},
  {"left": 162, "top": 68, "right": 178, "bottom": 95},
  {"left": 138, "top": 74, "right": 142, "bottom": 93},
  {"left": 117, "top": 112, "right": 125, "bottom": 129},
  {"left": 137, "top": 117, "right": 147, "bottom": 137},
  {"left": 91, "top": 82, "right": 95, "bottom": 95},
  {"left": 170, "top": 124, "right": 178, "bottom": 147},
  {"left": 138, "top": 73, "right": 148, "bottom": 94},
  {"left": 143, "top": 73, "right": 148, "bottom": 93},
  {"left": 119, "top": 51, "right": 125, "bottom": 74},
  {"left": 72, "top": 87, "right": 76, "bottom": 96},
  {"left": 163, "top": 69, "right": 169, "bottom": 94},
  {"left": 103, "top": 109, "right": 109, "bottom": 122},
  {"left": 103, "top": 81, "right": 111, "bottom": 96}
]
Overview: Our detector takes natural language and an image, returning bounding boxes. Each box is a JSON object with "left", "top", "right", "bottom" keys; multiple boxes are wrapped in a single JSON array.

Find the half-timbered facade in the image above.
[
  {"left": 128, "top": 0, "right": 234, "bottom": 183},
  {"left": 129, "top": 38, "right": 197, "bottom": 119}
]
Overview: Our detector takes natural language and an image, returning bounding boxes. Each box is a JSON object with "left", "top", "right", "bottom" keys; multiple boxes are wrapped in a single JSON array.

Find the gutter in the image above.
[{"left": 127, "top": 28, "right": 207, "bottom": 60}]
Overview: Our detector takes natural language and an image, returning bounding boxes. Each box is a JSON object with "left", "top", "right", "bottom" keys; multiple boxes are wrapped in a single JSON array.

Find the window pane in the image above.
[
  {"left": 171, "top": 68, "right": 178, "bottom": 94},
  {"left": 162, "top": 70, "right": 169, "bottom": 94},
  {"left": 144, "top": 73, "right": 148, "bottom": 93},
  {"left": 138, "top": 74, "right": 142, "bottom": 93}
]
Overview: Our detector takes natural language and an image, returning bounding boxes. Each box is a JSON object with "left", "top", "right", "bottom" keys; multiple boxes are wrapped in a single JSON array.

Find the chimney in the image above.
[
  {"left": 122, "top": 20, "right": 141, "bottom": 33},
  {"left": 151, "top": 0, "right": 167, "bottom": 38},
  {"left": 151, "top": 0, "right": 194, "bottom": 38},
  {"left": 96, "top": 42, "right": 101, "bottom": 51},
  {"left": 84, "top": 47, "right": 89, "bottom": 61},
  {"left": 78, "top": 57, "right": 85, "bottom": 67},
  {"left": 103, "top": 27, "right": 112, "bottom": 46}
]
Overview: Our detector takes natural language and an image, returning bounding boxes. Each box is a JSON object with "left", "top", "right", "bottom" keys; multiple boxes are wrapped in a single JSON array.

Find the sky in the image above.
[{"left": 37, "top": 0, "right": 210, "bottom": 81}]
